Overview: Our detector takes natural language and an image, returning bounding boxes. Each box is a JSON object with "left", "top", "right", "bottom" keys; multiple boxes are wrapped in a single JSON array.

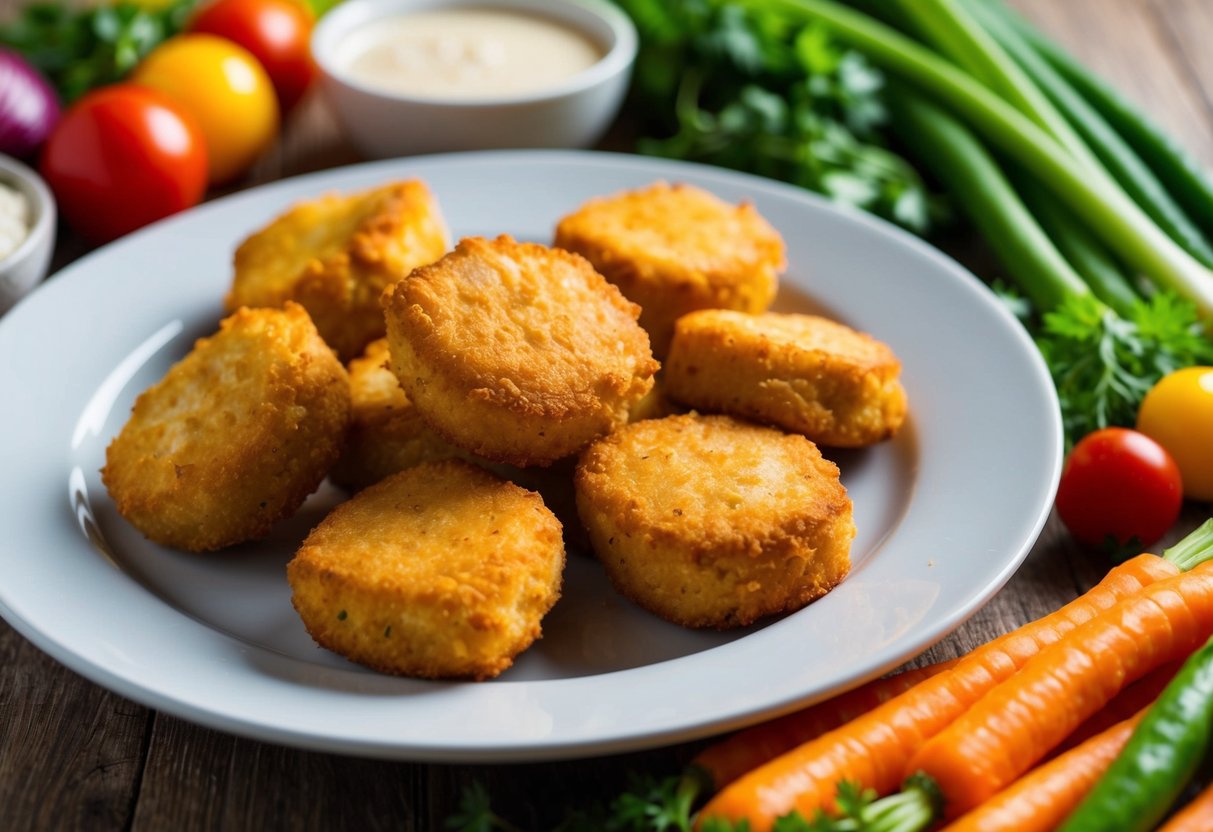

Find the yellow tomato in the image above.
[
  {"left": 132, "top": 34, "right": 279, "bottom": 184},
  {"left": 1137, "top": 366, "right": 1213, "bottom": 501}
]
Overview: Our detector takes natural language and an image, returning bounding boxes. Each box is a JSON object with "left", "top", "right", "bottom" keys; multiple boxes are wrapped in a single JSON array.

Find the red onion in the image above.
[{"left": 0, "top": 48, "right": 60, "bottom": 158}]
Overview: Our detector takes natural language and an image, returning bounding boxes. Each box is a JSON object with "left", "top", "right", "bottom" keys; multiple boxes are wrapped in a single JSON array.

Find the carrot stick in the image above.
[
  {"left": 906, "top": 562, "right": 1213, "bottom": 817},
  {"left": 940, "top": 709, "right": 1146, "bottom": 832},
  {"left": 1047, "top": 658, "right": 1182, "bottom": 757},
  {"left": 1158, "top": 780, "right": 1213, "bottom": 832},
  {"left": 696, "top": 552, "right": 1179, "bottom": 831},
  {"left": 691, "top": 659, "right": 960, "bottom": 792}
]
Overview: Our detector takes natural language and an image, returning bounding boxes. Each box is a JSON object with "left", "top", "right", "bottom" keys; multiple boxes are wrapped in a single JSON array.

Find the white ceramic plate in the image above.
[{"left": 0, "top": 151, "right": 1061, "bottom": 762}]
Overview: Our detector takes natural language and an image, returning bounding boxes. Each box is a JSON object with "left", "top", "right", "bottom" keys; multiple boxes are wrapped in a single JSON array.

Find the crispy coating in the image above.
[
  {"left": 329, "top": 338, "right": 467, "bottom": 492},
  {"left": 554, "top": 182, "right": 786, "bottom": 357},
  {"left": 102, "top": 303, "right": 350, "bottom": 552},
  {"left": 287, "top": 460, "right": 565, "bottom": 680},
  {"left": 384, "top": 235, "right": 659, "bottom": 467},
  {"left": 664, "top": 310, "right": 908, "bottom": 447},
  {"left": 226, "top": 180, "right": 449, "bottom": 361},
  {"left": 575, "top": 413, "right": 853, "bottom": 629}
]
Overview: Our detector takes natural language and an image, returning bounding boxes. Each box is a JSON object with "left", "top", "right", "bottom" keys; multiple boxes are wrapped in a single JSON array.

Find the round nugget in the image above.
[
  {"left": 287, "top": 460, "right": 565, "bottom": 680},
  {"left": 665, "top": 310, "right": 908, "bottom": 447},
  {"left": 226, "top": 180, "right": 449, "bottom": 361},
  {"left": 329, "top": 338, "right": 466, "bottom": 492},
  {"left": 384, "top": 235, "right": 658, "bottom": 467},
  {"left": 575, "top": 413, "right": 853, "bottom": 629},
  {"left": 554, "top": 182, "right": 786, "bottom": 357},
  {"left": 102, "top": 303, "right": 350, "bottom": 551}
]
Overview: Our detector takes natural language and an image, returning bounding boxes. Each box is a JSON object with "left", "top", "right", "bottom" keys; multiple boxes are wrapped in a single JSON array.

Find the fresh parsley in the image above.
[{"left": 615, "top": 0, "right": 941, "bottom": 233}]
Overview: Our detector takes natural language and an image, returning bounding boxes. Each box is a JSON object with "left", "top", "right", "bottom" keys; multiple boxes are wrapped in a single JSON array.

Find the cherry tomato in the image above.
[
  {"left": 39, "top": 84, "right": 208, "bottom": 245},
  {"left": 1055, "top": 427, "right": 1183, "bottom": 549},
  {"left": 1138, "top": 367, "right": 1213, "bottom": 502},
  {"left": 132, "top": 34, "right": 279, "bottom": 184},
  {"left": 189, "top": 0, "right": 316, "bottom": 113}
]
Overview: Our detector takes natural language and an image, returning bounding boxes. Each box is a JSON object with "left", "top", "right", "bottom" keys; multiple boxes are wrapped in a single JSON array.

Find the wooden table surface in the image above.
[{"left": 3, "top": 1, "right": 1213, "bottom": 829}]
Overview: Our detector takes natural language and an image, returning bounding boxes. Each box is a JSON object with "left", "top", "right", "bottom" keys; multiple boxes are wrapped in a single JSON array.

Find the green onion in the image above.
[
  {"left": 887, "top": 88, "right": 1089, "bottom": 312},
  {"left": 996, "top": 2, "right": 1213, "bottom": 234},
  {"left": 968, "top": 0, "right": 1213, "bottom": 269},
  {"left": 738, "top": 0, "right": 1213, "bottom": 318}
]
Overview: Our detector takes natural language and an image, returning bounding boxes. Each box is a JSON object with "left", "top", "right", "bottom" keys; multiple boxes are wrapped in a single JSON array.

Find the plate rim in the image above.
[{"left": 0, "top": 149, "right": 1062, "bottom": 761}]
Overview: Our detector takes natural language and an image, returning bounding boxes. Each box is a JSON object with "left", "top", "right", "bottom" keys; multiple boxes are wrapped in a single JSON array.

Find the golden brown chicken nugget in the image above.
[
  {"left": 384, "top": 235, "right": 658, "bottom": 467},
  {"left": 226, "top": 180, "right": 449, "bottom": 361},
  {"left": 664, "top": 310, "right": 907, "bottom": 447},
  {"left": 287, "top": 460, "right": 565, "bottom": 680},
  {"left": 576, "top": 413, "right": 853, "bottom": 629},
  {"left": 329, "top": 338, "right": 467, "bottom": 492},
  {"left": 554, "top": 182, "right": 786, "bottom": 357},
  {"left": 102, "top": 303, "right": 350, "bottom": 552}
]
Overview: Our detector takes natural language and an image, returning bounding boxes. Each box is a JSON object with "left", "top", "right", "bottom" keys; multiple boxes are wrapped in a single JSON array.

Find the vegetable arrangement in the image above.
[
  {"left": 0, "top": 0, "right": 318, "bottom": 242},
  {"left": 617, "top": 0, "right": 1213, "bottom": 554},
  {"left": 448, "top": 522, "right": 1213, "bottom": 831}
]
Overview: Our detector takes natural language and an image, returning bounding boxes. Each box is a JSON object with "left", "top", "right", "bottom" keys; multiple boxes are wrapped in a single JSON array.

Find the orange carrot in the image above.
[
  {"left": 940, "top": 709, "right": 1146, "bottom": 832},
  {"left": 1158, "top": 780, "right": 1213, "bottom": 831},
  {"left": 1048, "top": 658, "right": 1182, "bottom": 757},
  {"left": 691, "top": 659, "right": 959, "bottom": 791},
  {"left": 696, "top": 553, "right": 1179, "bottom": 831},
  {"left": 907, "top": 562, "right": 1213, "bottom": 817}
]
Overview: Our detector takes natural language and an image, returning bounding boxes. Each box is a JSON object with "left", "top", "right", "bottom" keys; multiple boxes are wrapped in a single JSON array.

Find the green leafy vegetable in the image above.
[
  {"left": 445, "top": 781, "right": 526, "bottom": 832},
  {"left": 1039, "top": 292, "right": 1213, "bottom": 441},
  {"left": 0, "top": 0, "right": 196, "bottom": 103},
  {"left": 615, "top": 0, "right": 941, "bottom": 233}
]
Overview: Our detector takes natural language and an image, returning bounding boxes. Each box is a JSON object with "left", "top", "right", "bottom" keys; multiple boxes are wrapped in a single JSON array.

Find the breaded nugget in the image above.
[
  {"left": 576, "top": 413, "right": 853, "bottom": 629},
  {"left": 102, "top": 303, "right": 350, "bottom": 552},
  {"left": 287, "top": 460, "right": 565, "bottom": 680},
  {"left": 384, "top": 235, "right": 658, "bottom": 467},
  {"left": 329, "top": 338, "right": 466, "bottom": 492},
  {"left": 226, "top": 180, "right": 449, "bottom": 361},
  {"left": 554, "top": 182, "right": 786, "bottom": 357},
  {"left": 665, "top": 310, "right": 908, "bottom": 447}
]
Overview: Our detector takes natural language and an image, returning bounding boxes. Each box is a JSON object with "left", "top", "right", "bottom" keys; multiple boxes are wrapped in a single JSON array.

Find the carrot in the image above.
[
  {"left": 940, "top": 709, "right": 1146, "bottom": 832},
  {"left": 690, "top": 659, "right": 960, "bottom": 792},
  {"left": 1158, "top": 781, "right": 1213, "bottom": 831},
  {"left": 1047, "top": 658, "right": 1182, "bottom": 757},
  {"left": 696, "top": 552, "right": 1179, "bottom": 831},
  {"left": 906, "top": 561, "right": 1213, "bottom": 817}
]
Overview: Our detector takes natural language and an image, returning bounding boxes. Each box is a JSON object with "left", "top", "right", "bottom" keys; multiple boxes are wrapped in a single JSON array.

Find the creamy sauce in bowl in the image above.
[
  {"left": 336, "top": 8, "right": 605, "bottom": 100},
  {"left": 0, "top": 182, "right": 30, "bottom": 263}
]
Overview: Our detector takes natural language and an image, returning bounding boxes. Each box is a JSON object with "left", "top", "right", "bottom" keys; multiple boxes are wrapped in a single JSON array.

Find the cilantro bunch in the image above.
[{"left": 616, "top": 0, "right": 940, "bottom": 234}]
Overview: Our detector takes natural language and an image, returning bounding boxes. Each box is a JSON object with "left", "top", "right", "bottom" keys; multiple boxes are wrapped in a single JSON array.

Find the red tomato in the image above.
[
  {"left": 1055, "top": 428, "right": 1183, "bottom": 549},
  {"left": 189, "top": 0, "right": 316, "bottom": 113},
  {"left": 40, "top": 85, "right": 208, "bottom": 245}
]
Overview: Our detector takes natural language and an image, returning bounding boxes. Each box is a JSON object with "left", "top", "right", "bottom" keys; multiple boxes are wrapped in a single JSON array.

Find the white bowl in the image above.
[
  {"left": 0, "top": 154, "right": 55, "bottom": 316},
  {"left": 311, "top": 0, "right": 637, "bottom": 159}
]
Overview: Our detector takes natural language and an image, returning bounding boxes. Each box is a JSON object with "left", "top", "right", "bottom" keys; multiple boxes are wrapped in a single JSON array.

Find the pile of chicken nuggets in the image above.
[{"left": 102, "top": 179, "right": 908, "bottom": 681}]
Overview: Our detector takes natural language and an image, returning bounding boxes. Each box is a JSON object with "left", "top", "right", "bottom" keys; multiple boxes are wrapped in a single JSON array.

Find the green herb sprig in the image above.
[{"left": 616, "top": 0, "right": 941, "bottom": 234}]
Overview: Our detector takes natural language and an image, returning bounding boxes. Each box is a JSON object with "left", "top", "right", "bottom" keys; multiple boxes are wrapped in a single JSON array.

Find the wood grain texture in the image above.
[{"left": 1, "top": 0, "right": 1212, "bottom": 829}]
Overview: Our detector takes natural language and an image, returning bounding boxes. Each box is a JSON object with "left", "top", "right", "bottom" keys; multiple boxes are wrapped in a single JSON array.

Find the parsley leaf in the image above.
[{"left": 615, "top": 0, "right": 943, "bottom": 233}]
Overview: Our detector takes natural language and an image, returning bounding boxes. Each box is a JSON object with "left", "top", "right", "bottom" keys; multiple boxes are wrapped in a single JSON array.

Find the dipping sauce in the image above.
[
  {"left": 337, "top": 8, "right": 604, "bottom": 100},
  {"left": 0, "top": 182, "right": 29, "bottom": 262}
]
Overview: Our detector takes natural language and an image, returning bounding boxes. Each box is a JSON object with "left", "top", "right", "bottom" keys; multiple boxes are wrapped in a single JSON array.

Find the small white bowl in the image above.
[
  {"left": 0, "top": 154, "right": 55, "bottom": 316},
  {"left": 311, "top": 0, "right": 637, "bottom": 159}
]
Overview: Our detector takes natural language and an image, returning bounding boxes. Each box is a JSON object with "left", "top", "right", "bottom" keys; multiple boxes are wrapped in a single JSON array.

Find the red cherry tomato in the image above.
[
  {"left": 189, "top": 0, "right": 316, "bottom": 113},
  {"left": 39, "top": 84, "right": 208, "bottom": 245},
  {"left": 1055, "top": 427, "right": 1183, "bottom": 549}
]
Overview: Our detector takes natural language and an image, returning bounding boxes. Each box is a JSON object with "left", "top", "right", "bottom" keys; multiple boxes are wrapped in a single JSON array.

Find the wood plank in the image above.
[
  {"left": 1153, "top": 0, "right": 1213, "bottom": 125},
  {"left": 131, "top": 716, "right": 430, "bottom": 831},
  {"left": 0, "top": 626, "right": 148, "bottom": 830}
]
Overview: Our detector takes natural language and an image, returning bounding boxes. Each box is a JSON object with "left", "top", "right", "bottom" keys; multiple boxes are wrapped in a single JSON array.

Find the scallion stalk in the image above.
[{"left": 739, "top": 0, "right": 1213, "bottom": 318}]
